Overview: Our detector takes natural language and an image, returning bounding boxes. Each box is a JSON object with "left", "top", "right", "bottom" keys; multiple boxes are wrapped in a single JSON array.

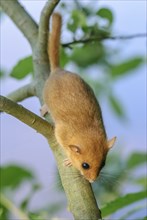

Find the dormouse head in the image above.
[{"left": 68, "top": 136, "right": 116, "bottom": 183}]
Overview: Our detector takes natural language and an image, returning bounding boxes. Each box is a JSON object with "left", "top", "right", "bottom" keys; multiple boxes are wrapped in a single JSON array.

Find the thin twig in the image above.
[
  {"left": 0, "top": 1, "right": 102, "bottom": 218},
  {"left": 0, "top": 193, "right": 29, "bottom": 220},
  {"left": 62, "top": 33, "right": 147, "bottom": 47},
  {"left": 7, "top": 83, "right": 35, "bottom": 102},
  {"left": 0, "top": 0, "right": 38, "bottom": 48},
  {"left": 38, "top": 0, "right": 61, "bottom": 61},
  {"left": 34, "top": 0, "right": 61, "bottom": 104},
  {"left": 0, "top": 95, "right": 53, "bottom": 140},
  {"left": 106, "top": 33, "right": 146, "bottom": 40}
]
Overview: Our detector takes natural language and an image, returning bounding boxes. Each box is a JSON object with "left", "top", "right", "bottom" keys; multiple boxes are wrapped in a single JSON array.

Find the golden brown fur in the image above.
[
  {"left": 49, "top": 13, "right": 61, "bottom": 71},
  {"left": 42, "top": 13, "right": 116, "bottom": 182}
]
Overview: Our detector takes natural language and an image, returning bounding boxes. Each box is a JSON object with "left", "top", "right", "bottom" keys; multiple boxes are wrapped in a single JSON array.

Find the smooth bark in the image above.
[{"left": 1, "top": 1, "right": 102, "bottom": 219}]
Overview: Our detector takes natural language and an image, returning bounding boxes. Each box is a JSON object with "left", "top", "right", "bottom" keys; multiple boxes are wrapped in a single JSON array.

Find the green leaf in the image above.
[
  {"left": 135, "top": 177, "right": 147, "bottom": 188},
  {"left": 0, "top": 164, "right": 34, "bottom": 190},
  {"left": 0, "top": 70, "right": 5, "bottom": 78},
  {"left": 109, "top": 94, "right": 125, "bottom": 118},
  {"left": 67, "top": 10, "right": 86, "bottom": 33},
  {"left": 0, "top": 204, "right": 8, "bottom": 220},
  {"left": 10, "top": 56, "right": 33, "bottom": 79},
  {"left": 120, "top": 206, "right": 146, "bottom": 220},
  {"left": 110, "top": 57, "right": 143, "bottom": 78},
  {"left": 82, "top": 24, "right": 110, "bottom": 38},
  {"left": 20, "top": 183, "right": 41, "bottom": 210},
  {"left": 127, "top": 152, "right": 147, "bottom": 170},
  {"left": 29, "top": 213, "right": 44, "bottom": 220},
  {"left": 97, "top": 8, "right": 113, "bottom": 27},
  {"left": 71, "top": 42, "right": 104, "bottom": 67},
  {"left": 60, "top": 47, "right": 70, "bottom": 68},
  {"left": 29, "top": 202, "right": 64, "bottom": 220},
  {"left": 101, "top": 190, "right": 146, "bottom": 217}
]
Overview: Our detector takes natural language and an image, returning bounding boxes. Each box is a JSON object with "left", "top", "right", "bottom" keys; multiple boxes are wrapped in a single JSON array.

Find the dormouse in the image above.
[{"left": 41, "top": 13, "right": 116, "bottom": 183}]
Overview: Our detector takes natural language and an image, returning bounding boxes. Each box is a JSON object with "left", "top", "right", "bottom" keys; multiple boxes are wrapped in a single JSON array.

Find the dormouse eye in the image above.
[{"left": 82, "top": 163, "right": 90, "bottom": 170}]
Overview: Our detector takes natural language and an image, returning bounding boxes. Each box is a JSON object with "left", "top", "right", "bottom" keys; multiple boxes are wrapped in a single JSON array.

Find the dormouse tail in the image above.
[{"left": 48, "top": 13, "right": 62, "bottom": 72}]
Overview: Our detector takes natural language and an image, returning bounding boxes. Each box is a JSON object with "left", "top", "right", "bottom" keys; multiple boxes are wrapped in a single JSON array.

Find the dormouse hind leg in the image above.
[
  {"left": 40, "top": 104, "right": 48, "bottom": 117},
  {"left": 63, "top": 158, "right": 72, "bottom": 167}
]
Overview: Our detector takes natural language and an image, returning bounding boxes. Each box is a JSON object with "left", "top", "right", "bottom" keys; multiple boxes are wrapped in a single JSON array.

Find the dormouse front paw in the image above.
[
  {"left": 63, "top": 158, "right": 72, "bottom": 167},
  {"left": 40, "top": 104, "right": 48, "bottom": 117}
]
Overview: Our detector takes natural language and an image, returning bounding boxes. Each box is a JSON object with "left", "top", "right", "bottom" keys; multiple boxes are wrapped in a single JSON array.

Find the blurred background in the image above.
[{"left": 0, "top": 0, "right": 146, "bottom": 219}]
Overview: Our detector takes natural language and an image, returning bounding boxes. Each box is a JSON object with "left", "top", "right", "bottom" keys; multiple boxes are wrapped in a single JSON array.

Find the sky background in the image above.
[{"left": 0, "top": 0, "right": 146, "bottom": 218}]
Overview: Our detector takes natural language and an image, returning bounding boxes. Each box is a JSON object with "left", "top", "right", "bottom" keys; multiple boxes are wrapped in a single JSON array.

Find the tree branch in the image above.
[
  {"left": 52, "top": 147, "right": 102, "bottom": 220},
  {"left": 62, "top": 33, "right": 147, "bottom": 47},
  {"left": 0, "top": 0, "right": 38, "bottom": 49},
  {"left": 0, "top": 93, "right": 102, "bottom": 219},
  {"left": 38, "top": 0, "right": 61, "bottom": 62},
  {"left": 33, "top": 0, "right": 61, "bottom": 103},
  {"left": 0, "top": 193, "right": 29, "bottom": 220},
  {"left": 0, "top": 96, "right": 53, "bottom": 140},
  {"left": 1, "top": 1, "right": 102, "bottom": 218},
  {"left": 7, "top": 83, "right": 35, "bottom": 102},
  {"left": 0, "top": 95, "right": 102, "bottom": 219}
]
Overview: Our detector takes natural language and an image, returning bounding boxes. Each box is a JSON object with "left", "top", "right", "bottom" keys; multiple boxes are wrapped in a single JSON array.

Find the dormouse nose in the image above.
[
  {"left": 88, "top": 176, "right": 97, "bottom": 183},
  {"left": 82, "top": 171, "right": 98, "bottom": 183},
  {"left": 87, "top": 173, "right": 98, "bottom": 183}
]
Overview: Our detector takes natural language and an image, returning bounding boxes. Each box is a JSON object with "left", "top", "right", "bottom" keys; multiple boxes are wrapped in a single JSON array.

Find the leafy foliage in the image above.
[
  {"left": 60, "top": 7, "right": 144, "bottom": 121},
  {"left": 1, "top": 0, "right": 146, "bottom": 219},
  {"left": 10, "top": 56, "right": 33, "bottom": 79},
  {"left": 0, "top": 164, "right": 34, "bottom": 189},
  {"left": 109, "top": 94, "right": 125, "bottom": 118},
  {"left": 97, "top": 8, "right": 114, "bottom": 28},
  {"left": 0, "top": 69, "right": 5, "bottom": 78},
  {"left": 71, "top": 42, "right": 104, "bottom": 67},
  {"left": 101, "top": 191, "right": 146, "bottom": 217},
  {"left": 110, "top": 57, "right": 144, "bottom": 79},
  {"left": 0, "top": 204, "right": 8, "bottom": 220},
  {"left": 67, "top": 10, "right": 87, "bottom": 32},
  {"left": 92, "top": 150, "right": 147, "bottom": 218},
  {"left": 7, "top": 3, "right": 144, "bottom": 121},
  {"left": 0, "top": 164, "right": 34, "bottom": 219},
  {"left": 1, "top": 151, "right": 146, "bottom": 219},
  {"left": 127, "top": 152, "right": 147, "bottom": 169}
]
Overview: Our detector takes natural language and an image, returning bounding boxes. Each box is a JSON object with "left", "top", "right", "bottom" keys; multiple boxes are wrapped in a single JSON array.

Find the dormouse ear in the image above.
[
  {"left": 107, "top": 137, "right": 116, "bottom": 149},
  {"left": 69, "top": 145, "right": 81, "bottom": 154}
]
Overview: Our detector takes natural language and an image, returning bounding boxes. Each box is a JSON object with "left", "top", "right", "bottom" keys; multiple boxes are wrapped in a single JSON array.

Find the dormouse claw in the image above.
[
  {"left": 40, "top": 104, "right": 48, "bottom": 117},
  {"left": 63, "top": 158, "right": 72, "bottom": 167}
]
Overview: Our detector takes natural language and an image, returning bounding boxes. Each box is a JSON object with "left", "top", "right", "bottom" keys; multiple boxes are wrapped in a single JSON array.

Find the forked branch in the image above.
[
  {"left": 0, "top": 0, "right": 38, "bottom": 49},
  {"left": 38, "top": 0, "right": 61, "bottom": 61},
  {"left": 0, "top": 95, "right": 53, "bottom": 139},
  {"left": 0, "top": 1, "right": 102, "bottom": 219},
  {"left": 7, "top": 83, "right": 35, "bottom": 102}
]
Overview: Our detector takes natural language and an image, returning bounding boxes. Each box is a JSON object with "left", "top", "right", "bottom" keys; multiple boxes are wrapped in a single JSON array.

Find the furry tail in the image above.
[{"left": 48, "top": 13, "right": 62, "bottom": 72}]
